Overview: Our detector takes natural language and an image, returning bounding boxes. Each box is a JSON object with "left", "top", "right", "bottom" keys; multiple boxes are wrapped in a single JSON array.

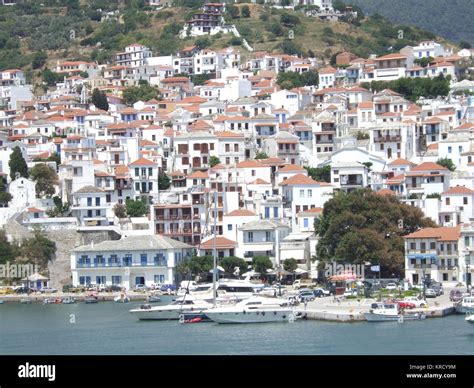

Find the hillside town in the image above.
[{"left": 0, "top": 1, "right": 473, "bottom": 294}]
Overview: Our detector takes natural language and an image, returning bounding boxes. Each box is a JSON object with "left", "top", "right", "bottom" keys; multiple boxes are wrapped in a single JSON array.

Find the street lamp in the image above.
[{"left": 422, "top": 269, "right": 426, "bottom": 299}]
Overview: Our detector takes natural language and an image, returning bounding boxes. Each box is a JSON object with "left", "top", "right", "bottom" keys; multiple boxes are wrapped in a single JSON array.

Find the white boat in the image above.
[
  {"left": 61, "top": 297, "right": 76, "bottom": 304},
  {"left": 456, "top": 296, "right": 474, "bottom": 314},
  {"left": 203, "top": 296, "right": 295, "bottom": 324},
  {"left": 130, "top": 295, "right": 213, "bottom": 320},
  {"left": 365, "top": 303, "right": 426, "bottom": 322},
  {"left": 114, "top": 294, "right": 130, "bottom": 303},
  {"left": 466, "top": 313, "right": 474, "bottom": 324}
]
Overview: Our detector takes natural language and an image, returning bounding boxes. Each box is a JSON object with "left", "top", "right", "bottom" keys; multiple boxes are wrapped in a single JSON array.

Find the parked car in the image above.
[
  {"left": 40, "top": 287, "right": 58, "bottom": 293},
  {"left": 392, "top": 299, "right": 416, "bottom": 309},
  {"left": 297, "top": 291, "right": 315, "bottom": 303},
  {"left": 14, "top": 287, "right": 34, "bottom": 294},
  {"left": 160, "top": 284, "right": 176, "bottom": 292},
  {"left": 133, "top": 284, "right": 148, "bottom": 292},
  {"left": 425, "top": 288, "right": 437, "bottom": 298},
  {"left": 343, "top": 289, "right": 358, "bottom": 297},
  {"left": 403, "top": 297, "right": 427, "bottom": 308},
  {"left": 430, "top": 282, "right": 444, "bottom": 296},
  {"left": 385, "top": 282, "right": 399, "bottom": 290},
  {"left": 313, "top": 288, "right": 331, "bottom": 298}
]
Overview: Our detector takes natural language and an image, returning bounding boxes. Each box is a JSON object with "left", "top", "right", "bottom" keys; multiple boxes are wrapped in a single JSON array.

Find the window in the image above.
[
  {"left": 410, "top": 242, "right": 416, "bottom": 250},
  {"left": 448, "top": 146, "right": 452, "bottom": 153},
  {"left": 135, "top": 168, "right": 139, "bottom": 177},
  {"left": 464, "top": 197, "right": 468, "bottom": 205},
  {"left": 308, "top": 189, "right": 312, "bottom": 197},
  {"left": 420, "top": 242, "right": 426, "bottom": 252},
  {"left": 465, "top": 236, "right": 470, "bottom": 246},
  {"left": 95, "top": 197, "right": 100, "bottom": 206},
  {"left": 251, "top": 170, "right": 256, "bottom": 177},
  {"left": 446, "top": 197, "right": 450, "bottom": 205},
  {"left": 234, "top": 144, "right": 239, "bottom": 152},
  {"left": 227, "top": 224, "right": 232, "bottom": 231},
  {"left": 430, "top": 242, "right": 436, "bottom": 250},
  {"left": 273, "top": 207, "right": 278, "bottom": 218},
  {"left": 303, "top": 218, "right": 309, "bottom": 228},
  {"left": 265, "top": 231, "right": 271, "bottom": 242},
  {"left": 112, "top": 276, "right": 122, "bottom": 285},
  {"left": 300, "top": 189, "right": 305, "bottom": 198},
  {"left": 248, "top": 232, "right": 253, "bottom": 242}
]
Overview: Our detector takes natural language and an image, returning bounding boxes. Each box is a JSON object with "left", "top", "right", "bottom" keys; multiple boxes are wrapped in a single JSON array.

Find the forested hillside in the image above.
[{"left": 346, "top": 0, "right": 474, "bottom": 46}]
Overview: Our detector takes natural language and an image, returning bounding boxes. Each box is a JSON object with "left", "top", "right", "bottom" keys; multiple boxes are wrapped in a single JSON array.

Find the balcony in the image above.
[
  {"left": 164, "top": 229, "right": 194, "bottom": 236},
  {"left": 374, "top": 135, "right": 401, "bottom": 143},
  {"left": 76, "top": 261, "right": 168, "bottom": 268},
  {"left": 437, "top": 265, "right": 457, "bottom": 270}
]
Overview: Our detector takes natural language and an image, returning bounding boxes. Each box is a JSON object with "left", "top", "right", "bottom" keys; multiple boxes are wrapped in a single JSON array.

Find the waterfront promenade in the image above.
[{"left": 294, "top": 292, "right": 456, "bottom": 322}]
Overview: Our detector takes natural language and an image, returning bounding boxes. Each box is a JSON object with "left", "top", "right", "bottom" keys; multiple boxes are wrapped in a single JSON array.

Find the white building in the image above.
[{"left": 71, "top": 235, "right": 193, "bottom": 289}]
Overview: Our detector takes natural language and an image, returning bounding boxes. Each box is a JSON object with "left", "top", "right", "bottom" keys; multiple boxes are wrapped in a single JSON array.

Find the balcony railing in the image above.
[
  {"left": 374, "top": 135, "right": 401, "bottom": 143},
  {"left": 77, "top": 261, "right": 168, "bottom": 268}
]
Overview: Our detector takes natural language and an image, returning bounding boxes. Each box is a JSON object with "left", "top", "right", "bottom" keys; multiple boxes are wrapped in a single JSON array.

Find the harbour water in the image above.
[{"left": 1, "top": 297, "right": 473, "bottom": 355}]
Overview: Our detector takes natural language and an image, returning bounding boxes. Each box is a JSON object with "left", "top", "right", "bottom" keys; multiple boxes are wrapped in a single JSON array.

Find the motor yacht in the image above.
[
  {"left": 364, "top": 302, "right": 426, "bottom": 322},
  {"left": 203, "top": 296, "right": 294, "bottom": 324}
]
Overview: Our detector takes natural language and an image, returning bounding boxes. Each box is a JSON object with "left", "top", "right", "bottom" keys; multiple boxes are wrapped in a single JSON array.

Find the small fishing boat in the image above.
[
  {"left": 0, "top": 300, "right": 4, "bottom": 304},
  {"left": 114, "top": 294, "right": 130, "bottom": 303},
  {"left": 147, "top": 294, "right": 161, "bottom": 303},
  {"left": 20, "top": 298, "right": 32, "bottom": 304},
  {"left": 466, "top": 313, "right": 474, "bottom": 324},
  {"left": 84, "top": 293, "right": 99, "bottom": 304},
  {"left": 365, "top": 303, "right": 426, "bottom": 322},
  {"left": 62, "top": 297, "right": 76, "bottom": 304}
]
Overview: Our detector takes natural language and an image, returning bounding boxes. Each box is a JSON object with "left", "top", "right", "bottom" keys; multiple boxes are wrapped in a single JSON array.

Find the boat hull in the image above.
[
  {"left": 456, "top": 306, "right": 474, "bottom": 314},
  {"left": 365, "top": 312, "right": 426, "bottom": 322},
  {"left": 205, "top": 309, "right": 294, "bottom": 324}
]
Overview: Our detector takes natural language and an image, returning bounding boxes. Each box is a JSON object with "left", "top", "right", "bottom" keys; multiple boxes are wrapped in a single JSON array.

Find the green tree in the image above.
[
  {"left": 29, "top": 163, "right": 58, "bottom": 198},
  {"left": 436, "top": 157, "right": 456, "bottom": 172},
  {"left": 255, "top": 152, "right": 269, "bottom": 159},
  {"left": 9, "top": 146, "right": 28, "bottom": 180},
  {"left": 46, "top": 197, "right": 70, "bottom": 217},
  {"left": 113, "top": 203, "right": 127, "bottom": 219},
  {"left": 219, "top": 256, "right": 248, "bottom": 276},
  {"left": 305, "top": 165, "right": 331, "bottom": 183},
  {"left": 0, "top": 229, "right": 14, "bottom": 264},
  {"left": 283, "top": 258, "right": 298, "bottom": 272},
  {"left": 125, "top": 199, "right": 148, "bottom": 217},
  {"left": 32, "top": 51, "right": 47, "bottom": 69},
  {"left": 0, "top": 177, "right": 12, "bottom": 207},
  {"left": 226, "top": 4, "right": 239, "bottom": 19},
  {"left": 158, "top": 172, "right": 171, "bottom": 190},
  {"left": 42, "top": 69, "right": 63, "bottom": 86},
  {"left": 123, "top": 83, "right": 160, "bottom": 105},
  {"left": 20, "top": 229, "right": 56, "bottom": 270},
  {"left": 280, "top": 12, "right": 299, "bottom": 27},
  {"left": 355, "top": 131, "right": 369, "bottom": 140},
  {"left": 91, "top": 88, "right": 109, "bottom": 111},
  {"left": 252, "top": 255, "right": 273, "bottom": 274},
  {"left": 315, "top": 189, "right": 436, "bottom": 276},
  {"left": 459, "top": 41, "right": 471, "bottom": 49},
  {"left": 209, "top": 156, "right": 221, "bottom": 168},
  {"left": 241, "top": 5, "right": 250, "bottom": 18}
]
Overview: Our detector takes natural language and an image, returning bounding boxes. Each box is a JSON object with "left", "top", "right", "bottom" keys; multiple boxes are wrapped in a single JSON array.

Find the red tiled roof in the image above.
[
  {"left": 442, "top": 185, "right": 474, "bottom": 195},
  {"left": 226, "top": 209, "right": 256, "bottom": 217},
  {"left": 129, "top": 157, "right": 157, "bottom": 166},
  {"left": 279, "top": 173, "right": 329, "bottom": 186},
  {"left": 404, "top": 226, "right": 460, "bottom": 241},
  {"left": 200, "top": 236, "right": 238, "bottom": 249},
  {"left": 410, "top": 162, "right": 448, "bottom": 171}
]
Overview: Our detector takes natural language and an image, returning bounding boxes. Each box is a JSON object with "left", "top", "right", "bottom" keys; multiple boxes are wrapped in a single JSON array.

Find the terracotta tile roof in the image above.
[
  {"left": 297, "top": 207, "right": 323, "bottom": 216},
  {"left": 404, "top": 226, "right": 460, "bottom": 241},
  {"left": 376, "top": 188, "right": 396, "bottom": 196},
  {"left": 200, "top": 236, "right": 238, "bottom": 249},
  {"left": 319, "top": 66, "right": 337, "bottom": 74},
  {"left": 139, "top": 140, "right": 158, "bottom": 147},
  {"left": 278, "top": 164, "right": 306, "bottom": 172},
  {"left": 27, "top": 207, "right": 44, "bottom": 213},
  {"left": 374, "top": 53, "right": 406, "bottom": 61},
  {"left": 187, "top": 171, "right": 209, "bottom": 179},
  {"left": 236, "top": 160, "right": 266, "bottom": 168},
  {"left": 358, "top": 102, "right": 374, "bottom": 109},
  {"left": 388, "top": 158, "right": 416, "bottom": 166},
  {"left": 249, "top": 178, "right": 270, "bottom": 184},
  {"left": 226, "top": 209, "right": 256, "bottom": 217},
  {"left": 385, "top": 173, "right": 405, "bottom": 184},
  {"left": 216, "top": 130, "right": 244, "bottom": 138},
  {"left": 410, "top": 162, "right": 447, "bottom": 171},
  {"left": 442, "top": 185, "right": 474, "bottom": 195},
  {"left": 129, "top": 157, "right": 157, "bottom": 166},
  {"left": 279, "top": 173, "right": 329, "bottom": 186}
]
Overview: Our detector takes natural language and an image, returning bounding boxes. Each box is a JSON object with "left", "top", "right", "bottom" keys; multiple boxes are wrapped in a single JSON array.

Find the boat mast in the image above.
[{"left": 212, "top": 190, "right": 217, "bottom": 307}]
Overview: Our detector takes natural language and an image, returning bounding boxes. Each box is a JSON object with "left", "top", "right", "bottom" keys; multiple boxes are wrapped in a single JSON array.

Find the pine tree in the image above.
[
  {"left": 9, "top": 146, "right": 28, "bottom": 180},
  {"left": 91, "top": 88, "right": 109, "bottom": 111}
]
